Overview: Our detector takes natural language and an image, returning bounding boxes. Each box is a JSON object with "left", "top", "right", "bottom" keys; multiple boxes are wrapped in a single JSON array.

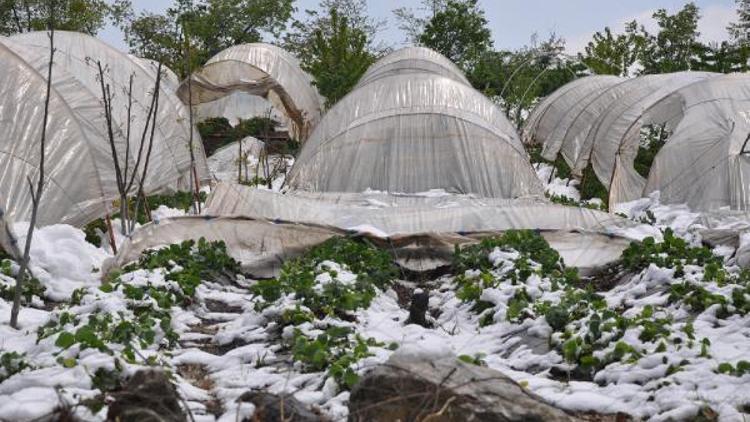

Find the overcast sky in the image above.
[{"left": 99, "top": 0, "right": 740, "bottom": 54}]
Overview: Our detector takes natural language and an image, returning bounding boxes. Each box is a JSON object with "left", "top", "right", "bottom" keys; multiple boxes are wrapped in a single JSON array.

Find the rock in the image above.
[
  {"left": 348, "top": 353, "right": 575, "bottom": 422},
  {"left": 406, "top": 290, "right": 431, "bottom": 328},
  {"left": 236, "top": 391, "right": 322, "bottom": 422},
  {"left": 107, "top": 370, "right": 186, "bottom": 422}
]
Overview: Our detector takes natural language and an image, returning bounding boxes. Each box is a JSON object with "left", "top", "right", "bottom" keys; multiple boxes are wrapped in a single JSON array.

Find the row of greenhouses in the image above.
[
  {"left": 524, "top": 72, "right": 750, "bottom": 211},
  {"left": 2, "top": 32, "right": 749, "bottom": 259}
]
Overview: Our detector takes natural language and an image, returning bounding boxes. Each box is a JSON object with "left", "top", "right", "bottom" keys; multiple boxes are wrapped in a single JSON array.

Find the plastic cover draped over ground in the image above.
[
  {"left": 178, "top": 43, "right": 324, "bottom": 142},
  {"left": 355, "top": 46, "right": 471, "bottom": 88},
  {"left": 207, "top": 182, "right": 629, "bottom": 236},
  {"left": 642, "top": 74, "right": 750, "bottom": 211},
  {"left": 111, "top": 181, "right": 634, "bottom": 274},
  {"left": 0, "top": 31, "right": 209, "bottom": 255},
  {"left": 285, "top": 69, "right": 543, "bottom": 198}
]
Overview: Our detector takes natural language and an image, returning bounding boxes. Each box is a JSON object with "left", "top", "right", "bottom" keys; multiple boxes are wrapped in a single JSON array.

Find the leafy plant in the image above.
[
  {"left": 290, "top": 326, "right": 378, "bottom": 389},
  {"left": 251, "top": 237, "right": 398, "bottom": 317},
  {"left": 125, "top": 238, "right": 240, "bottom": 297},
  {"left": 0, "top": 352, "right": 30, "bottom": 382},
  {"left": 0, "top": 259, "right": 46, "bottom": 304}
]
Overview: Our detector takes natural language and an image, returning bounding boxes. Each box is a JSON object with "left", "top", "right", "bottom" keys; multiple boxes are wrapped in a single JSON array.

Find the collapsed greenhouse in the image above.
[
  {"left": 178, "top": 43, "right": 324, "bottom": 142},
  {"left": 524, "top": 71, "right": 750, "bottom": 211}
]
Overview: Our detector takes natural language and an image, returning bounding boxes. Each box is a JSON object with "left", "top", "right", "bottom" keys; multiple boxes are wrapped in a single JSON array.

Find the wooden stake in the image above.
[{"left": 105, "top": 213, "right": 117, "bottom": 255}]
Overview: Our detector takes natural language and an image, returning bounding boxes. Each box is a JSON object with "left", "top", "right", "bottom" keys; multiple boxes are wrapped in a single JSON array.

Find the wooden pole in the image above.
[{"left": 105, "top": 213, "right": 117, "bottom": 255}]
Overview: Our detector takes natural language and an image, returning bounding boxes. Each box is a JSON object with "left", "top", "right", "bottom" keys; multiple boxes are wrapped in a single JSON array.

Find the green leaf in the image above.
[{"left": 55, "top": 332, "right": 76, "bottom": 349}]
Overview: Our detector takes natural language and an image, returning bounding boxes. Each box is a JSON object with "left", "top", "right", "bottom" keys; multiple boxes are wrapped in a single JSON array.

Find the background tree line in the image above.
[{"left": 3, "top": 0, "right": 750, "bottom": 124}]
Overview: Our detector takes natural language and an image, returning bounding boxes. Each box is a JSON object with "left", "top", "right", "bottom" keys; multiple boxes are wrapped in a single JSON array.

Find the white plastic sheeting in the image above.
[
  {"left": 0, "top": 31, "right": 209, "bottom": 255},
  {"left": 8, "top": 31, "right": 210, "bottom": 192},
  {"left": 524, "top": 71, "right": 750, "bottom": 211},
  {"left": 642, "top": 74, "right": 750, "bottom": 210},
  {"left": 194, "top": 182, "right": 634, "bottom": 272},
  {"left": 195, "top": 91, "right": 285, "bottom": 127},
  {"left": 112, "top": 214, "right": 632, "bottom": 277},
  {"left": 356, "top": 46, "right": 470, "bottom": 88},
  {"left": 285, "top": 70, "right": 544, "bottom": 198},
  {"left": 178, "top": 43, "right": 324, "bottom": 142},
  {"left": 207, "top": 137, "right": 266, "bottom": 182},
  {"left": 0, "top": 40, "right": 108, "bottom": 254},
  {"left": 523, "top": 75, "right": 624, "bottom": 146},
  {"left": 585, "top": 72, "right": 717, "bottom": 203},
  {"left": 207, "top": 182, "right": 630, "bottom": 236}
]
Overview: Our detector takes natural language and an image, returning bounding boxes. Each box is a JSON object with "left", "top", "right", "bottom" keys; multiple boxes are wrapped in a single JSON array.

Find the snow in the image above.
[
  {"left": 535, "top": 163, "right": 581, "bottom": 201},
  {"left": 2, "top": 182, "right": 750, "bottom": 420},
  {"left": 12, "top": 223, "right": 110, "bottom": 301}
]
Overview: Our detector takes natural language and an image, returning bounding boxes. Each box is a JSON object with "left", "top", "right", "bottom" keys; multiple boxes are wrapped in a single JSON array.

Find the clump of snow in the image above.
[
  {"left": 13, "top": 223, "right": 111, "bottom": 301},
  {"left": 152, "top": 205, "right": 186, "bottom": 221},
  {"left": 535, "top": 163, "right": 581, "bottom": 201}
]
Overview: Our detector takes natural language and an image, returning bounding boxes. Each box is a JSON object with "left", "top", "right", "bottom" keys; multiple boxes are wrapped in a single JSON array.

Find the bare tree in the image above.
[
  {"left": 10, "top": 2, "right": 55, "bottom": 329},
  {"left": 96, "top": 58, "right": 163, "bottom": 236}
]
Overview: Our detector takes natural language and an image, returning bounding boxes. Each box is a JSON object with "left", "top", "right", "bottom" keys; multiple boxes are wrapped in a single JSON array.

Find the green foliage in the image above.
[
  {"left": 125, "top": 238, "right": 240, "bottom": 297},
  {"left": 0, "top": 0, "right": 129, "bottom": 36},
  {"left": 418, "top": 0, "right": 492, "bottom": 71},
  {"left": 458, "top": 353, "right": 486, "bottom": 366},
  {"left": 82, "top": 191, "right": 210, "bottom": 246},
  {"left": 579, "top": 21, "right": 648, "bottom": 76},
  {"left": 621, "top": 229, "right": 720, "bottom": 274},
  {"left": 729, "top": 0, "right": 750, "bottom": 45},
  {"left": 197, "top": 117, "right": 235, "bottom": 156},
  {"left": 290, "top": 326, "right": 378, "bottom": 389},
  {"left": 546, "top": 193, "right": 607, "bottom": 211},
  {"left": 0, "top": 352, "right": 30, "bottom": 382},
  {"left": 251, "top": 237, "right": 398, "bottom": 317},
  {"left": 716, "top": 360, "right": 750, "bottom": 377},
  {"left": 641, "top": 3, "right": 702, "bottom": 74},
  {"left": 83, "top": 218, "right": 107, "bottom": 247},
  {"left": 634, "top": 125, "right": 669, "bottom": 179},
  {"left": 449, "top": 228, "right": 750, "bottom": 379},
  {"left": 39, "top": 238, "right": 239, "bottom": 364},
  {"left": 197, "top": 117, "right": 279, "bottom": 156},
  {"left": 578, "top": 164, "right": 609, "bottom": 205},
  {"left": 119, "top": 0, "right": 295, "bottom": 76},
  {"left": 0, "top": 259, "right": 46, "bottom": 304},
  {"left": 454, "top": 230, "right": 564, "bottom": 275},
  {"left": 303, "top": 7, "right": 377, "bottom": 107}
]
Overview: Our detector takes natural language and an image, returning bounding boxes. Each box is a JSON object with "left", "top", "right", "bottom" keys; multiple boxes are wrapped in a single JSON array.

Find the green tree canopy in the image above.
[
  {"left": 119, "top": 0, "right": 295, "bottom": 76},
  {"left": 470, "top": 34, "right": 583, "bottom": 128},
  {"left": 302, "top": 7, "right": 377, "bottom": 107},
  {"left": 640, "top": 3, "right": 702, "bottom": 74},
  {"left": 578, "top": 21, "right": 648, "bottom": 76},
  {"left": 728, "top": 0, "right": 750, "bottom": 45},
  {"left": 0, "top": 0, "right": 128, "bottom": 35},
  {"left": 417, "top": 0, "right": 492, "bottom": 71},
  {"left": 284, "top": 0, "right": 385, "bottom": 65}
]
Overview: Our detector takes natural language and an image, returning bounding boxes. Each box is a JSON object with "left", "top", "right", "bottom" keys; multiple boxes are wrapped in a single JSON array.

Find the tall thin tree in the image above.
[{"left": 10, "top": 1, "right": 55, "bottom": 329}]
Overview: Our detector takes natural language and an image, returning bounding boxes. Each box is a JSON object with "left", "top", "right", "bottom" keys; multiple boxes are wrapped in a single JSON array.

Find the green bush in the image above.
[{"left": 251, "top": 237, "right": 398, "bottom": 317}]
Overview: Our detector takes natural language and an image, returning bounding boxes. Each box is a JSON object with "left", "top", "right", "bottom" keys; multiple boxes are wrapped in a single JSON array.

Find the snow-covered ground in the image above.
[{"left": 1, "top": 169, "right": 749, "bottom": 421}]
